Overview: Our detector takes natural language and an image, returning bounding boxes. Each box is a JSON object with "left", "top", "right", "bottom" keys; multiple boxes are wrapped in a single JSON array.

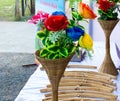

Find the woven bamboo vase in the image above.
[
  {"left": 98, "top": 20, "right": 119, "bottom": 76},
  {"left": 35, "top": 50, "right": 73, "bottom": 101}
]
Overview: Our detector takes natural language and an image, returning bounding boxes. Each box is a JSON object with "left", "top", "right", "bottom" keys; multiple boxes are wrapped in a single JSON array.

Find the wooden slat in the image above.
[
  {"left": 61, "top": 77, "right": 113, "bottom": 86},
  {"left": 47, "top": 82, "right": 115, "bottom": 92},
  {"left": 61, "top": 77, "right": 115, "bottom": 86},
  {"left": 45, "top": 91, "right": 117, "bottom": 99},
  {"left": 40, "top": 64, "right": 97, "bottom": 70},
  {"left": 43, "top": 91, "right": 117, "bottom": 101},
  {"left": 42, "top": 97, "right": 115, "bottom": 101},
  {"left": 40, "top": 86, "right": 113, "bottom": 93},
  {"left": 67, "top": 64, "right": 97, "bottom": 69},
  {"left": 59, "top": 97, "right": 116, "bottom": 101},
  {"left": 61, "top": 77, "right": 116, "bottom": 87},
  {"left": 63, "top": 71, "right": 116, "bottom": 79},
  {"left": 43, "top": 97, "right": 116, "bottom": 101}
]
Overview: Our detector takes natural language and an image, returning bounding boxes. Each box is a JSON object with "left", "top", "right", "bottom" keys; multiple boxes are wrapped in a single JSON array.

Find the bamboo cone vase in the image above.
[
  {"left": 35, "top": 50, "right": 73, "bottom": 101},
  {"left": 98, "top": 20, "right": 119, "bottom": 76}
]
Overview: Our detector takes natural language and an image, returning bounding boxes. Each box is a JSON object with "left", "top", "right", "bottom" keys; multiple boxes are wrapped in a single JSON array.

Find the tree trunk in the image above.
[
  {"left": 15, "top": 0, "right": 21, "bottom": 20},
  {"left": 31, "top": 0, "right": 35, "bottom": 14}
]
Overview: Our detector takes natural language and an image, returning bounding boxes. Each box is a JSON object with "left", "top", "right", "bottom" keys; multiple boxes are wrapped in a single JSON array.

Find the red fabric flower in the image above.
[
  {"left": 97, "top": 0, "right": 115, "bottom": 12},
  {"left": 44, "top": 15, "right": 68, "bottom": 31}
]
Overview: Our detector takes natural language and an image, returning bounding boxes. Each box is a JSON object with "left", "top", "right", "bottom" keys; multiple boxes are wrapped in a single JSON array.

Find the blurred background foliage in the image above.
[{"left": 0, "top": 0, "right": 34, "bottom": 21}]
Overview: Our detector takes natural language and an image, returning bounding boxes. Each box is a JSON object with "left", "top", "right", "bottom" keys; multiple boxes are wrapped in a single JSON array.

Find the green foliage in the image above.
[
  {"left": 0, "top": 0, "right": 15, "bottom": 21},
  {"left": 69, "top": 20, "right": 76, "bottom": 26},
  {"left": 95, "top": 0, "right": 119, "bottom": 20},
  {"left": 39, "top": 44, "right": 75, "bottom": 59},
  {"left": 68, "top": 11, "right": 85, "bottom": 30},
  {"left": 37, "top": 29, "right": 75, "bottom": 59},
  {"left": 109, "top": 0, "right": 120, "bottom": 2},
  {"left": 72, "top": 11, "right": 83, "bottom": 21},
  {"left": 40, "top": 48, "right": 49, "bottom": 57},
  {"left": 59, "top": 48, "right": 69, "bottom": 57},
  {"left": 0, "top": 0, "right": 32, "bottom": 21},
  {"left": 98, "top": 9, "right": 118, "bottom": 20},
  {"left": 48, "top": 30, "right": 65, "bottom": 44},
  {"left": 66, "top": 0, "right": 82, "bottom": 8},
  {"left": 37, "top": 31, "right": 46, "bottom": 40}
]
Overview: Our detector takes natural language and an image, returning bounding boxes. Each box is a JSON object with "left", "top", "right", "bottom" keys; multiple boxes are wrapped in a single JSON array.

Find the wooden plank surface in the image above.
[{"left": 40, "top": 71, "right": 117, "bottom": 101}]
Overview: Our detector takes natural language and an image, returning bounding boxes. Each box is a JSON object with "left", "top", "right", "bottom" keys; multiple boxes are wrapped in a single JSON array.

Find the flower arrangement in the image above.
[
  {"left": 95, "top": 0, "right": 120, "bottom": 20},
  {"left": 29, "top": 2, "right": 96, "bottom": 60}
]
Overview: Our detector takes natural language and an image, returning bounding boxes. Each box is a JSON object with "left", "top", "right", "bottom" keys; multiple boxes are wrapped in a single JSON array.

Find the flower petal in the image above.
[
  {"left": 66, "top": 26, "right": 84, "bottom": 41},
  {"left": 44, "top": 15, "right": 68, "bottom": 31},
  {"left": 78, "top": 2, "right": 97, "bottom": 19},
  {"left": 79, "top": 33, "right": 93, "bottom": 50}
]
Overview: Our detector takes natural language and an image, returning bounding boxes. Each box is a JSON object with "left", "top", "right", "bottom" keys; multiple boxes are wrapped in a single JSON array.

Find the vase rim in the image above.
[
  {"left": 35, "top": 50, "right": 74, "bottom": 61},
  {"left": 98, "top": 19, "right": 119, "bottom": 21}
]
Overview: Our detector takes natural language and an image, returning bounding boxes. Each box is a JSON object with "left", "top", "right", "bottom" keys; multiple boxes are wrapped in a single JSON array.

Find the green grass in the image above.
[
  {"left": 0, "top": 0, "right": 32, "bottom": 21},
  {"left": 0, "top": 0, "right": 15, "bottom": 21}
]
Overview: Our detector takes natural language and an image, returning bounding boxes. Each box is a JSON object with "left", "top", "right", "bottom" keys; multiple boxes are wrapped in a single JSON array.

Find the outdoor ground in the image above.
[
  {"left": 0, "top": 53, "right": 37, "bottom": 101},
  {"left": 0, "top": 21, "right": 38, "bottom": 101},
  {"left": 0, "top": 1, "right": 37, "bottom": 101}
]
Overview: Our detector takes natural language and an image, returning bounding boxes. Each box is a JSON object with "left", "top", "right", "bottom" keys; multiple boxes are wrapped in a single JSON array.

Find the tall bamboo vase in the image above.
[
  {"left": 35, "top": 50, "right": 73, "bottom": 101},
  {"left": 98, "top": 20, "right": 119, "bottom": 76}
]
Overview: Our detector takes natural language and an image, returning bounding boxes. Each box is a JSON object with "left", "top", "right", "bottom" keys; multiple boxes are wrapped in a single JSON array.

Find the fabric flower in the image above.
[
  {"left": 28, "top": 15, "right": 40, "bottom": 24},
  {"left": 28, "top": 11, "right": 49, "bottom": 24},
  {"left": 66, "top": 26, "right": 84, "bottom": 41},
  {"left": 78, "top": 33, "right": 93, "bottom": 50},
  {"left": 97, "top": 0, "right": 115, "bottom": 12},
  {"left": 52, "top": 11, "right": 66, "bottom": 16},
  {"left": 44, "top": 15, "right": 68, "bottom": 31},
  {"left": 37, "top": 11, "right": 49, "bottom": 20},
  {"left": 78, "top": 2, "right": 97, "bottom": 19}
]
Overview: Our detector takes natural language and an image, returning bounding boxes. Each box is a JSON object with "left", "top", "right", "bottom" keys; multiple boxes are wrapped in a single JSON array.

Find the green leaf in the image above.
[
  {"left": 37, "top": 31, "right": 46, "bottom": 39},
  {"left": 48, "top": 45, "right": 59, "bottom": 53},
  {"left": 46, "top": 40, "right": 52, "bottom": 46},
  {"left": 68, "top": 46, "right": 76, "bottom": 54},
  {"left": 47, "top": 53, "right": 55, "bottom": 59},
  {"left": 59, "top": 48, "right": 68, "bottom": 57},
  {"left": 77, "top": 14, "right": 83, "bottom": 20},
  {"left": 69, "top": 19, "right": 75, "bottom": 26},
  {"left": 53, "top": 54, "right": 60, "bottom": 59},
  {"left": 40, "top": 48, "right": 49, "bottom": 57},
  {"left": 72, "top": 11, "right": 83, "bottom": 21},
  {"left": 72, "top": 11, "right": 78, "bottom": 19},
  {"left": 47, "top": 53, "right": 59, "bottom": 59},
  {"left": 42, "top": 38, "right": 48, "bottom": 46}
]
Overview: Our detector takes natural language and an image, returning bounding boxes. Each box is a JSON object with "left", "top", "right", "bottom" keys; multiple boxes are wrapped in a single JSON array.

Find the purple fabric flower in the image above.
[
  {"left": 66, "top": 26, "right": 84, "bottom": 41},
  {"left": 52, "top": 11, "right": 66, "bottom": 16}
]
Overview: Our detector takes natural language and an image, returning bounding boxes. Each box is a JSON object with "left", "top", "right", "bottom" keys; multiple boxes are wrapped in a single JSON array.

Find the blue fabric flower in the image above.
[
  {"left": 66, "top": 26, "right": 84, "bottom": 41},
  {"left": 52, "top": 11, "right": 66, "bottom": 16}
]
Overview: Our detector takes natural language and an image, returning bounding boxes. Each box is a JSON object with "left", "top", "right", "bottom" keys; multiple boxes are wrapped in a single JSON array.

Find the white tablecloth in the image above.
[{"left": 15, "top": 42, "right": 120, "bottom": 101}]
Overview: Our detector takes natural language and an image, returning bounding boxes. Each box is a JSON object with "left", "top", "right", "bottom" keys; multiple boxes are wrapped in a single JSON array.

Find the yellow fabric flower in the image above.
[{"left": 79, "top": 33, "right": 93, "bottom": 50}]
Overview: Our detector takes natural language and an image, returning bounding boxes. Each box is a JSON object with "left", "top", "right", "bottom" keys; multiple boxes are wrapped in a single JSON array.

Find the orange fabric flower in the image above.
[{"left": 78, "top": 2, "right": 97, "bottom": 19}]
